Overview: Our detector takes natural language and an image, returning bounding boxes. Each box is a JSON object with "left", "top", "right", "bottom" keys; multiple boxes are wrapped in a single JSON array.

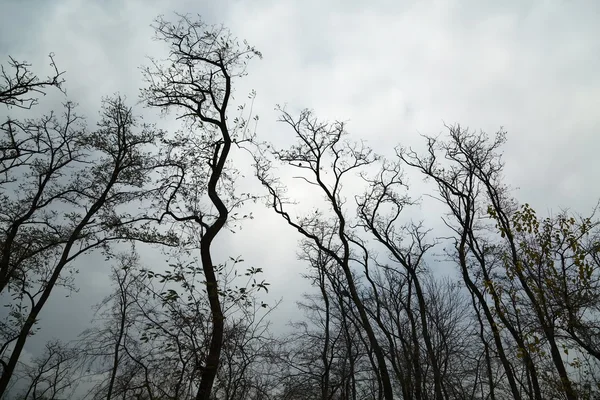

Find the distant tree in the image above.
[
  {"left": 13, "top": 340, "right": 81, "bottom": 400},
  {"left": 77, "top": 250, "right": 150, "bottom": 400},
  {"left": 77, "top": 245, "right": 273, "bottom": 400},
  {"left": 275, "top": 244, "right": 367, "bottom": 400}
]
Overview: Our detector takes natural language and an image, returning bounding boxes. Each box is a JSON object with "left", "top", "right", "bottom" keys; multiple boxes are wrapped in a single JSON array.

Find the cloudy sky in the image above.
[{"left": 1, "top": 0, "right": 599, "bottom": 357}]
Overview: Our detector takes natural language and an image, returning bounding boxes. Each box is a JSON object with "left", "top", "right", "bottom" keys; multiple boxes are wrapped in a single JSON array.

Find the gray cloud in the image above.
[{"left": 1, "top": 0, "right": 599, "bottom": 357}]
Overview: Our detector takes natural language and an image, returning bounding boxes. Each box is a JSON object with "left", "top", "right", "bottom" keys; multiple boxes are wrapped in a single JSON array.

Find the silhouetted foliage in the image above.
[{"left": 1, "top": 12, "right": 599, "bottom": 400}]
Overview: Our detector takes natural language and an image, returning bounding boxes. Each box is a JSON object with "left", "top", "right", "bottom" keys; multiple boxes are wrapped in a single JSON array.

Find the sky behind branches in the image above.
[{"left": 1, "top": 0, "right": 599, "bottom": 358}]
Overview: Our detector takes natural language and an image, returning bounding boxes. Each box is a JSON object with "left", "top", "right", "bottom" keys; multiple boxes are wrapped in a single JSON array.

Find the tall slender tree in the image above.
[{"left": 141, "top": 13, "right": 262, "bottom": 400}]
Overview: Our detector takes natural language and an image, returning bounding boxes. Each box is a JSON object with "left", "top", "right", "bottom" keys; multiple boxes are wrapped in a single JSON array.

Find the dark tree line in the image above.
[{"left": 1, "top": 12, "right": 599, "bottom": 400}]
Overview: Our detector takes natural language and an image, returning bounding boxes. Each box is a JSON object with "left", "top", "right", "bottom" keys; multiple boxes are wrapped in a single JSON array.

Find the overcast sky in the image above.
[{"left": 1, "top": 0, "right": 599, "bottom": 358}]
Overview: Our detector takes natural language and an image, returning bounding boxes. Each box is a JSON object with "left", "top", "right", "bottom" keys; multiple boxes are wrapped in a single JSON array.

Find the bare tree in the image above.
[
  {"left": 256, "top": 108, "right": 395, "bottom": 400},
  {"left": 0, "top": 54, "right": 64, "bottom": 109},
  {"left": 400, "top": 124, "right": 600, "bottom": 399},
  {"left": 13, "top": 340, "right": 81, "bottom": 400},
  {"left": 0, "top": 93, "right": 175, "bottom": 395},
  {"left": 276, "top": 281, "right": 373, "bottom": 400},
  {"left": 141, "top": 13, "right": 261, "bottom": 400},
  {"left": 76, "top": 243, "right": 272, "bottom": 400},
  {"left": 212, "top": 299, "right": 279, "bottom": 400},
  {"left": 398, "top": 126, "right": 531, "bottom": 400},
  {"left": 77, "top": 250, "right": 150, "bottom": 400},
  {"left": 356, "top": 162, "right": 446, "bottom": 400},
  {"left": 4, "top": 13, "right": 600, "bottom": 400}
]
